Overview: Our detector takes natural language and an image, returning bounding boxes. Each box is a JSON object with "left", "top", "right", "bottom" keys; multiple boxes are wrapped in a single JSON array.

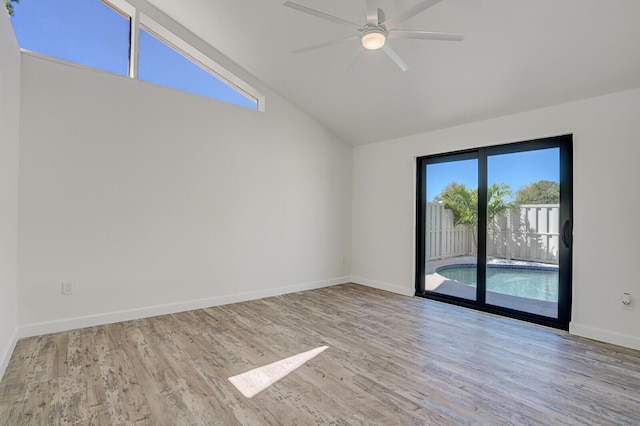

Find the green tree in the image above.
[
  {"left": 515, "top": 180, "right": 559, "bottom": 204},
  {"left": 435, "top": 182, "right": 512, "bottom": 250},
  {"left": 435, "top": 182, "right": 478, "bottom": 229},
  {"left": 5, "top": 0, "right": 19, "bottom": 16}
]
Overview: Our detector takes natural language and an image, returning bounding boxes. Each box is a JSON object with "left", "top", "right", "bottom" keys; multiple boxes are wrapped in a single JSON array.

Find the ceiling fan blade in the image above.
[
  {"left": 382, "top": 44, "right": 409, "bottom": 72},
  {"left": 344, "top": 48, "right": 363, "bottom": 72},
  {"left": 388, "top": 29, "right": 464, "bottom": 41},
  {"left": 366, "top": 0, "right": 378, "bottom": 25},
  {"left": 383, "top": 0, "right": 443, "bottom": 29},
  {"left": 292, "top": 35, "right": 359, "bottom": 54},
  {"left": 284, "top": 1, "right": 362, "bottom": 30}
]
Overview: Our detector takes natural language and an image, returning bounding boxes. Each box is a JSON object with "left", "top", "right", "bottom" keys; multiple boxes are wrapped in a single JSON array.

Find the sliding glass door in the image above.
[
  {"left": 416, "top": 135, "right": 572, "bottom": 329},
  {"left": 423, "top": 154, "right": 478, "bottom": 302},
  {"left": 485, "top": 148, "right": 561, "bottom": 317}
]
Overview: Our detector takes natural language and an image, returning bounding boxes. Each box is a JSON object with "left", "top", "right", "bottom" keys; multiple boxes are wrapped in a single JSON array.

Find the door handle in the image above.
[{"left": 562, "top": 220, "right": 571, "bottom": 248}]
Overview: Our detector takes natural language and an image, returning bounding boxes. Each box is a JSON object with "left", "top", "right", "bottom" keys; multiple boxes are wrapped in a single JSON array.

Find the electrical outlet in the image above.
[{"left": 61, "top": 282, "right": 73, "bottom": 295}]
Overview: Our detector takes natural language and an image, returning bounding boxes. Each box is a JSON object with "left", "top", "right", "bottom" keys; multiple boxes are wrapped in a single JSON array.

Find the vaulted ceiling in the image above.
[{"left": 146, "top": 0, "right": 640, "bottom": 145}]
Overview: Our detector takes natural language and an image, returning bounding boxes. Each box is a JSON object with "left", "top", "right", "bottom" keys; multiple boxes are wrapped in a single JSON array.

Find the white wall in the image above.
[
  {"left": 17, "top": 51, "right": 352, "bottom": 335},
  {"left": 352, "top": 88, "right": 640, "bottom": 350},
  {"left": 0, "top": 10, "right": 20, "bottom": 379}
]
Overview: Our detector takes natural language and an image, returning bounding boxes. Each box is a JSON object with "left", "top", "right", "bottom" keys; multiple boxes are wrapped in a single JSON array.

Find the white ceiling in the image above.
[{"left": 145, "top": 0, "right": 640, "bottom": 145}]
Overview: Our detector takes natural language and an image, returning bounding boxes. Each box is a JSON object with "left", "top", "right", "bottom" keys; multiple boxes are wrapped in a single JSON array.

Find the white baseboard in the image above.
[
  {"left": 350, "top": 276, "right": 415, "bottom": 297},
  {"left": 18, "top": 277, "right": 349, "bottom": 339},
  {"left": 570, "top": 322, "right": 640, "bottom": 351},
  {"left": 0, "top": 328, "right": 19, "bottom": 382}
]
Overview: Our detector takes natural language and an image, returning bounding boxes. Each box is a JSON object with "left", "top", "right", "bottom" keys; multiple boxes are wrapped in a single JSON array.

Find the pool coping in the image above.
[{"left": 425, "top": 256, "right": 559, "bottom": 318}]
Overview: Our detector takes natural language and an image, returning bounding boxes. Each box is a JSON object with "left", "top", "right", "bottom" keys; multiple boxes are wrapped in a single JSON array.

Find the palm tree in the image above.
[
  {"left": 487, "top": 182, "right": 512, "bottom": 221},
  {"left": 5, "top": 0, "right": 19, "bottom": 16},
  {"left": 435, "top": 182, "right": 512, "bottom": 250}
]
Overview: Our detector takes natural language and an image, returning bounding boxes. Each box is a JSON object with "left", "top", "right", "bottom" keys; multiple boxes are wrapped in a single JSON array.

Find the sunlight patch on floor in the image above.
[{"left": 228, "top": 346, "right": 329, "bottom": 398}]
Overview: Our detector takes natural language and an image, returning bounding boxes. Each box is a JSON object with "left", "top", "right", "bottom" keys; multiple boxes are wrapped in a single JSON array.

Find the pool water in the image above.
[{"left": 436, "top": 265, "right": 558, "bottom": 302}]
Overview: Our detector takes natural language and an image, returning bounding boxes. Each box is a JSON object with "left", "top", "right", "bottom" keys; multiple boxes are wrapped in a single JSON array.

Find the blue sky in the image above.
[
  {"left": 426, "top": 148, "right": 560, "bottom": 201},
  {"left": 9, "top": 0, "right": 256, "bottom": 109}
]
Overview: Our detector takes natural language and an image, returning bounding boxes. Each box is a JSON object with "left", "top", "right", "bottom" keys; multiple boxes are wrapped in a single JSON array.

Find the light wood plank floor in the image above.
[{"left": 1, "top": 284, "right": 639, "bottom": 425}]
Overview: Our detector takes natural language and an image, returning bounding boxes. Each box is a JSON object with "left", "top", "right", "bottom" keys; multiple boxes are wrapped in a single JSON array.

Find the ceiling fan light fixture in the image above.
[{"left": 361, "top": 30, "right": 386, "bottom": 50}]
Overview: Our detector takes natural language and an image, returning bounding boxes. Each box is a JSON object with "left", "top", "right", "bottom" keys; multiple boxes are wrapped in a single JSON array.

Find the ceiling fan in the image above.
[{"left": 283, "top": 0, "right": 464, "bottom": 72}]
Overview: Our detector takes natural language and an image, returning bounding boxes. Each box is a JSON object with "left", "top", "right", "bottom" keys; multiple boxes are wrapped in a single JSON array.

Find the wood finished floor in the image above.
[{"left": 1, "top": 283, "right": 639, "bottom": 425}]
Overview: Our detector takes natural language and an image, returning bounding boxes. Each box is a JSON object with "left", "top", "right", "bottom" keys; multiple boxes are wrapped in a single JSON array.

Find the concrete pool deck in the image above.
[{"left": 426, "top": 256, "right": 559, "bottom": 318}]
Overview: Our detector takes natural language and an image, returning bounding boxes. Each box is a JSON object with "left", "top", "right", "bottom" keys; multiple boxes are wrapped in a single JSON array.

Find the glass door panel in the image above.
[
  {"left": 485, "top": 148, "right": 560, "bottom": 318},
  {"left": 424, "top": 158, "right": 478, "bottom": 301}
]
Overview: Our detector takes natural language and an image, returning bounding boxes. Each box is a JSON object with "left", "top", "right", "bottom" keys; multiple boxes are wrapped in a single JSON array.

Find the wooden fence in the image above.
[
  {"left": 425, "top": 202, "right": 559, "bottom": 264},
  {"left": 425, "top": 202, "right": 474, "bottom": 261}
]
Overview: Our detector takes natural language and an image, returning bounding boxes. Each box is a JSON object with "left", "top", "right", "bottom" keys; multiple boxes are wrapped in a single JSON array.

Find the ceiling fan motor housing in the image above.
[{"left": 361, "top": 25, "right": 387, "bottom": 50}]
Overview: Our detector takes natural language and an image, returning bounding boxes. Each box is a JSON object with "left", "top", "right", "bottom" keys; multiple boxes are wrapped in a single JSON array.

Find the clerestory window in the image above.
[
  {"left": 9, "top": 0, "right": 130, "bottom": 76},
  {"left": 9, "top": 0, "right": 262, "bottom": 110},
  {"left": 138, "top": 26, "right": 258, "bottom": 110}
]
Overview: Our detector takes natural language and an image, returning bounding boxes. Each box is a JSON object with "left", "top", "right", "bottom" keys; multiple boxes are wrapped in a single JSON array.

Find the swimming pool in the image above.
[{"left": 436, "top": 264, "right": 558, "bottom": 302}]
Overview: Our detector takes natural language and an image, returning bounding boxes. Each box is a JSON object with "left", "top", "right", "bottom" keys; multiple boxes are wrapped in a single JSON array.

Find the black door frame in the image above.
[{"left": 415, "top": 135, "right": 573, "bottom": 330}]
